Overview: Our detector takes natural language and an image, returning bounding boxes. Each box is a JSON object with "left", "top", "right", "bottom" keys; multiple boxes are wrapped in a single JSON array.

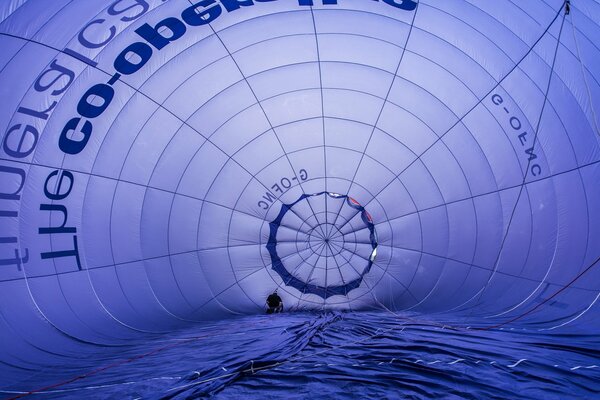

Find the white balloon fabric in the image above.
[{"left": 0, "top": 0, "right": 599, "bottom": 367}]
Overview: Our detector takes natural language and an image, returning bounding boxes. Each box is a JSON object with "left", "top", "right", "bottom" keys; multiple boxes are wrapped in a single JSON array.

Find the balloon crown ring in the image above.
[{"left": 267, "top": 192, "right": 378, "bottom": 299}]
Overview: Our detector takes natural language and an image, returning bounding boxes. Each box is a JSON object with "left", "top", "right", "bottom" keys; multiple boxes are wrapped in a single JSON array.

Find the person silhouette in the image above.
[{"left": 266, "top": 290, "right": 283, "bottom": 314}]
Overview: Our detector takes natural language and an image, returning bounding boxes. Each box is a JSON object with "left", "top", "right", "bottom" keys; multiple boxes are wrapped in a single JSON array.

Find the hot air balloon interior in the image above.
[{"left": 0, "top": 0, "right": 599, "bottom": 398}]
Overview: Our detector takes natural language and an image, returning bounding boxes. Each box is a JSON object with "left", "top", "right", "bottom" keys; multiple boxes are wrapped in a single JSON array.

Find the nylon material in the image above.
[
  {"left": 399, "top": 52, "right": 479, "bottom": 117},
  {"left": 376, "top": 110, "right": 438, "bottom": 163},
  {"left": 89, "top": 285, "right": 164, "bottom": 339},
  {"left": 140, "top": 190, "right": 173, "bottom": 258},
  {"left": 462, "top": 108, "right": 524, "bottom": 187},
  {"left": 234, "top": 135, "right": 288, "bottom": 177},
  {"left": 418, "top": 207, "right": 450, "bottom": 258},
  {"left": 420, "top": 145, "right": 471, "bottom": 203},
  {"left": 229, "top": 211, "right": 268, "bottom": 244},
  {"left": 169, "top": 255, "right": 217, "bottom": 311},
  {"left": 585, "top": 83, "right": 600, "bottom": 134},
  {"left": 523, "top": 188, "right": 560, "bottom": 269},
  {"left": 332, "top": 1, "right": 415, "bottom": 25},
  {"left": 82, "top": 180, "right": 121, "bottom": 269},
  {"left": 222, "top": 13, "right": 313, "bottom": 54},
  {"left": 322, "top": 89, "right": 383, "bottom": 126},
  {"left": 187, "top": 84, "right": 258, "bottom": 137},
  {"left": 417, "top": 4, "right": 514, "bottom": 81},
  {"left": 261, "top": 133, "right": 323, "bottom": 179},
  {"left": 476, "top": 277, "right": 530, "bottom": 314},
  {"left": 203, "top": 165, "right": 254, "bottom": 210},
  {"left": 321, "top": 148, "right": 359, "bottom": 181},
  {"left": 536, "top": 44, "right": 574, "bottom": 97},
  {"left": 197, "top": 248, "right": 241, "bottom": 291},
  {"left": 321, "top": 64, "right": 389, "bottom": 100},
  {"left": 48, "top": 76, "right": 132, "bottom": 170},
  {"left": 392, "top": 84, "right": 450, "bottom": 135},
  {"left": 38, "top": 0, "right": 167, "bottom": 74},
  {"left": 444, "top": 201, "right": 477, "bottom": 263},
  {"left": 470, "top": 195, "right": 504, "bottom": 268},
  {"left": 382, "top": 213, "right": 421, "bottom": 250},
  {"left": 213, "top": 282, "right": 257, "bottom": 314},
  {"left": 237, "top": 135, "right": 293, "bottom": 175},
  {"left": 364, "top": 133, "right": 416, "bottom": 182},
  {"left": 428, "top": 0, "right": 528, "bottom": 60},
  {"left": 209, "top": 2, "right": 298, "bottom": 32},
  {"left": 571, "top": 41, "right": 600, "bottom": 82},
  {"left": 465, "top": 1, "right": 544, "bottom": 47},
  {"left": 26, "top": 277, "right": 114, "bottom": 344},
  {"left": 323, "top": 120, "right": 368, "bottom": 153},
  {"left": 175, "top": 145, "right": 228, "bottom": 200},
  {"left": 501, "top": 57, "right": 555, "bottom": 121},
  {"left": 543, "top": 84, "right": 596, "bottom": 164},
  {"left": 409, "top": 29, "right": 496, "bottom": 98},
  {"left": 227, "top": 244, "right": 264, "bottom": 272},
  {"left": 122, "top": 114, "right": 181, "bottom": 184},
  {"left": 404, "top": 254, "right": 446, "bottom": 300},
  {"left": 422, "top": 259, "right": 474, "bottom": 301},
  {"left": 536, "top": 104, "right": 580, "bottom": 174},
  {"left": 0, "top": 0, "right": 29, "bottom": 25},
  {"left": 15, "top": 167, "right": 75, "bottom": 276},
  {"left": 86, "top": 267, "right": 163, "bottom": 332},
  {"left": 0, "top": 330, "right": 75, "bottom": 373},
  {"left": 158, "top": 253, "right": 207, "bottom": 312},
  {"left": 46, "top": 199, "right": 86, "bottom": 269},
  {"left": 110, "top": 184, "right": 145, "bottom": 263},
  {"left": 250, "top": 63, "right": 321, "bottom": 101},
  {"left": 379, "top": 104, "right": 439, "bottom": 156},
  {"left": 581, "top": 0, "right": 600, "bottom": 18},
  {"left": 579, "top": 169, "right": 600, "bottom": 262},
  {"left": 0, "top": 36, "right": 28, "bottom": 71},
  {"left": 514, "top": 0, "right": 559, "bottom": 26},
  {"left": 558, "top": 27, "right": 599, "bottom": 101},
  {"left": 28, "top": 2, "right": 106, "bottom": 49},
  {"left": 90, "top": 94, "right": 155, "bottom": 177},
  {"left": 1, "top": 2, "right": 600, "bottom": 389},
  {"left": 548, "top": 182, "right": 588, "bottom": 283},
  {"left": 0, "top": 46, "right": 59, "bottom": 134},
  {"left": 237, "top": 36, "right": 316, "bottom": 77},
  {"left": 569, "top": 90, "right": 600, "bottom": 152},
  {"left": 316, "top": 8, "right": 410, "bottom": 42},
  {"left": 442, "top": 126, "right": 500, "bottom": 195},
  {"left": 449, "top": 268, "right": 492, "bottom": 310},
  {"left": 172, "top": 61, "right": 246, "bottom": 121},
  {"left": 55, "top": 273, "right": 147, "bottom": 338},
  {"left": 485, "top": 197, "right": 532, "bottom": 274},
  {"left": 148, "top": 39, "right": 232, "bottom": 105},
  {"left": 168, "top": 198, "right": 205, "bottom": 253},
  {"left": 399, "top": 162, "right": 445, "bottom": 209},
  {"left": 142, "top": 257, "right": 200, "bottom": 316},
  {"left": 0, "top": 334, "right": 40, "bottom": 373},
  {"left": 149, "top": 127, "right": 206, "bottom": 192},
  {"left": 572, "top": 33, "right": 600, "bottom": 85},
  {"left": 0, "top": 1, "right": 65, "bottom": 38},
  {"left": 320, "top": 34, "right": 405, "bottom": 73},
  {"left": 86, "top": 265, "right": 161, "bottom": 333},
  {"left": 0, "top": 54, "right": 69, "bottom": 136},
  {"left": 353, "top": 158, "right": 396, "bottom": 195},
  {"left": 0, "top": 282, "right": 83, "bottom": 352},
  {"left": 260, "top": 90, "right": 320, "bottom": 128},
  {"left": 197, "top": 204, "right": 238, "bottom": 249}
]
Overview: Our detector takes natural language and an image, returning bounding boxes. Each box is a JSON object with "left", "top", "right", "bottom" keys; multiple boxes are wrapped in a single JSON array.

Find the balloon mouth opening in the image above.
[{"left": 266, "top": 192, "right": 378, "bottom": 299}]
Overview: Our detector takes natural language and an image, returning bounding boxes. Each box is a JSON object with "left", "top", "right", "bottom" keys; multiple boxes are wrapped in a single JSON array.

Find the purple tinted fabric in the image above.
[{"left": 0, "top": 0, "right": 599, "bottom": 392}]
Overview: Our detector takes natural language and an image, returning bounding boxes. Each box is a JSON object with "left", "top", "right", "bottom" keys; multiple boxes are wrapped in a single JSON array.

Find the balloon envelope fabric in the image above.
[{"left": 0, "top": 0, "right": 599, "bottom": 398}]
